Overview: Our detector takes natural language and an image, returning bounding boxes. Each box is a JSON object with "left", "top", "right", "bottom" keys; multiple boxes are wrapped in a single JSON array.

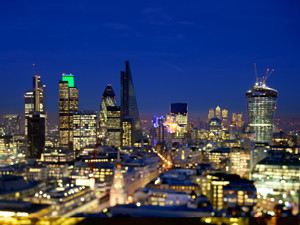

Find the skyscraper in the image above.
[
  {"left": 25, "top": 75, "right": 46, "bottom": 159},
  {"left": 106, "top": 106, "right": 121, "bottom": 147},
  {"left": 27, "top": 112, "right": 45, "bottom": 159},
  {"left": 152, "top": 116, "right": 165, "bottom": 146},
  {"left": 215, "top": 106, "right": 221, "bottom": 119},
  {"left": 3, "top": 114, "right": 20, "bottom": 136},
  {"left": 208, "top": 108, "right": 214, "bottom": 121},
  {"left": 99, "top": 85, "right": 117, "bottom": 140},
  {"left": 59, "top": 73, "right": 79, "bottom": 150},
  {"left": 246, "top": 78, "right": 278, "bottom": 144},
  {"left": 120, "top": 61, "right": 142, "bottom": 146},
  {"left": 25, "top": 75, "right": 46, "bottom": 136},
  {"left": 222, "top": 108, "right": 229, "bottom": 128}
]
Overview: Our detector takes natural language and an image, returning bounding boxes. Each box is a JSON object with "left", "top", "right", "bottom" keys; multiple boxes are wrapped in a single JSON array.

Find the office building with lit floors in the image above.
[
  {"left": 246, "top": 79, "right": 278, "bottom": 144},
  {"left": 73, "top": 110, "right": 97, "bottom": 154},
  {"left": 3, "top": 114, "right": 20, "bottom": 136},
  {"left": 106, "top": 106, "right": 121, "bottom": 147},
  {"left": 120, "top": 61, "right": 142, "bottom": 146},
  {"left": 59, "top": 74, "right": 79, "bottom": 151},
  {"left": 24, "top": 75, "right": 46, "bottom": 137}
]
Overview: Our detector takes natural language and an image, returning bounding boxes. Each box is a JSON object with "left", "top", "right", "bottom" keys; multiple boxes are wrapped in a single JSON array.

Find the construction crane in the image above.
[{"left": 253, "top": 63, "right": 275, "bottom": 85}]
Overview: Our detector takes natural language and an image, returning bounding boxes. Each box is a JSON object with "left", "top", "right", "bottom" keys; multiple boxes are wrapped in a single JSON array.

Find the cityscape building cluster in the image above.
[{"left": 1, "top": 62, "right": 300, "bottom": 221}]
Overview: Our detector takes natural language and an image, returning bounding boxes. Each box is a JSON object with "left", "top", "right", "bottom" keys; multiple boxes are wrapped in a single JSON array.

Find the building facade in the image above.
[
  {"left": 59, "top": 74, "right": 79, "bottom": 150},
  {"left": 246, "top": 83, "right": 278, "bottom": 144}
]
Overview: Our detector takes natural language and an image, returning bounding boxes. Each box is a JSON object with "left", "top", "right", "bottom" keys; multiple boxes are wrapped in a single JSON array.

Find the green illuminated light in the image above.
[{"left": 62, "top": 74, "right": 75, "bottom": 87}]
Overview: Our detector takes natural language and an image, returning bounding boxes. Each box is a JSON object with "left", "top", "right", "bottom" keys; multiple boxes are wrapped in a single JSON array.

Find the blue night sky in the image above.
[{"left": 0, "top": 0, "right": 299, "bottom": 121}]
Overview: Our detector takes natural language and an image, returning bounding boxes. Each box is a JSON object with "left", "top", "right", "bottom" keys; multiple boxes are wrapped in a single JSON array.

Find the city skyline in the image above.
[{"left": 0, "top": 1, "right": 300, "bottom": 120}]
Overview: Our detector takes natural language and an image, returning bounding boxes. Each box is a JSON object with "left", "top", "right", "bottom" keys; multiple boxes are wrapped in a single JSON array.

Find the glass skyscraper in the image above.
[
  {"left": 99, "top": 85, "right": 117, "bottom": 140},
  {"left": 120, "top": 61, "right": 142, "bottom": 146},
  {"left": 246, "top": 82, "right": 278, "bottom": 144}
]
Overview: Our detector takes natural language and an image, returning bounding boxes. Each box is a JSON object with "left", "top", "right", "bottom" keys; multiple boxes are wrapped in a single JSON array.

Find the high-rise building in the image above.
[
  {"left": 59, "top": 74, "right": 79, "bottom": 150},
  {"left": 246, "top": 80, "right": 278, "bottom": 144},
  {"left": 106, "top": 106, "right": 121, "bottom": 147},
  {"left": 208, "top": 108, "right": 214, "bottom": 121},
  {"left": 215, "top": 106, "right": 221, "bottom": 119},
  {"left": 73, "top": 110, "right": 97, "bottom": 154},
  {"left": 152, "top": 116, "right": 165, "bottom": 146},
  {"left": 27, "top": 112, "right": 45, "bottom": 159},
  {"left": 221, "top": 108, "right": 229, "bottom": 128},
  {"left": 232, "top": 113, "right": 244, "bottom": 128},
  {"left": 3, "top": 114, "right": 20, "bottom": 136},
  {"left": 24, "top": 75, "right": 46, "bottom": 136},
  {"left": 99, "top": 85, "right": 117, "bottom": 140},
  {"left": 120, "top": 61, "right": 142, "bottom": 146},
  {"left": 121, "top": 118, "right": 132, "bottom": 147}
]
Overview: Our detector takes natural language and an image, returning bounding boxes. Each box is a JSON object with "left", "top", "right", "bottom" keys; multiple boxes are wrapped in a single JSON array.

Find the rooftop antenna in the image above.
[
  {"left": 254, "top": 63, "right": 258, "bottom": 84},
  {"left": 33, "top": 63, "right": 35, "bottom": 76}
]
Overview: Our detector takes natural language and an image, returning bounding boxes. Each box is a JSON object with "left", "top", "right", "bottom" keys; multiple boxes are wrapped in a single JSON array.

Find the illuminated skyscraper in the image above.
[
  {"left": 222, "top": 108, "right": 229, "bottom": 128},
  {"left": 106, "top": 106, "right": 121, "bottom": 147},
  {"left": 25, "top": 75, "right": 46, "bottom": 159},
  {"left": 3, "top": 114, "right": 20, "bottom": 136},
  {"left": 215, "top": 106, "right": 221, "bottom": 119},
  {"left": 246, "top": 78, "right": 278, "bottom": 144},
  {"left": 73, "top": 110, "right": 97, "bottom": 154},
  {"left": 208, "top": 108, "right": 214, "bottom": 121},
  {"left": 25, "top": 75, "right": 46, "bottom": 136},
  {"left": 59, "top": 74, "right": 79, "bottom": 150},
  {"left": 120, "top": 61, "right": 142, "bottom": 146},
  {"left": 232, "top": 113, "right": 244, "bottom": 128},
  {"left": 99, "top": 85, "right": 117, "bottom": 140},
  {"left": 152, "top": 116, "right": 165, "bottom": 146}
]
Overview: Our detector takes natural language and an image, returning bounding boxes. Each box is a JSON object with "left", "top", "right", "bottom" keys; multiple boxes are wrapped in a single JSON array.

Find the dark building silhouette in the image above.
[
  {"left": 120, "top": 61, "right": 142, "bottom": 146},
  {"left": 27, "top": 112, "right": 45, "bottom": 159}
]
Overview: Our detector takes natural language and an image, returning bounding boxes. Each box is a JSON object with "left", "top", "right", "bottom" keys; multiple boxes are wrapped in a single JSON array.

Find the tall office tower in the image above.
[
  {"left": 232, "top": 113, "right": 244, "bottom": 128},
  {"left": 3, "top": 114, "right": 20, "bottom": 136},
  {"left": 152, "top": 116, "right": 165, "bottom": 146},
  {"left": 222, "top": 108, "right": 229, "bottom": 128},
  {"left": 208, "top": 108, "right": 215, "bottom": 121},
  {"left": 106, "top": 106, "right": 121, "bottom": 147},
  {"left": 73, "top": 110, "right": 97, "bottom": 154},
  {"left": 99, "top": 85, "right": 117, "bottom": 140},
  {"left": 121, "top": 118, "right": 132, "bottom": 147},
  {"left": 246, "top": 75, "right": 278, "bottom": 144},
  {"left": 59, "top": 74, "right": 79, "bottom": 150},
  {"left": 120, "top": 61, "right": 142, "bottom": 146},
  {"left": 25, "top": 75, "right": 46, "bottom": 136},
  {"left": 27, "top": 112, "right": 45, "bottom": 159},
  {"left": 215, "top": 106, "right": 221, "bottom": 119}
]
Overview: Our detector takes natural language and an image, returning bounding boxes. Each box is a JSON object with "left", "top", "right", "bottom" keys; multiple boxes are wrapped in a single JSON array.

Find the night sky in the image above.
[{"left": 0, "top": 0, "right": 299, "bottom": 122}]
